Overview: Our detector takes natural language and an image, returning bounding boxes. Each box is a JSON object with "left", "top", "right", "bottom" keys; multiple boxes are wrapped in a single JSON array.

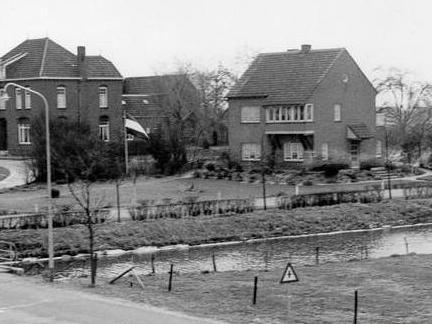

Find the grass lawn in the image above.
[
  {"left": 0, "top": 177, "right": 294, "bottom": 213},
  {"left": 0, "top": 166, "right": 10, "bottom": 182},
  {"left": 63, "top": 253, "right": 432, "bottom": 323}
]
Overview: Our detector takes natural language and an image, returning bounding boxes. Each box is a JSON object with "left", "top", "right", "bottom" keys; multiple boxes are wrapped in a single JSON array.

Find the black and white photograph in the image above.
[{"left": 1, "top": 0, "right": 432, "bottom": 323}]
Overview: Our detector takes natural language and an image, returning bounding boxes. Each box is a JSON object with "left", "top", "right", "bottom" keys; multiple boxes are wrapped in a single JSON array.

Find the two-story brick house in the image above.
[
  {"left": 0, "top": 38, "right": 123, "bottom": 156},
  {"left": 227, "top": 45, "right": 379, "bottom": 167}
]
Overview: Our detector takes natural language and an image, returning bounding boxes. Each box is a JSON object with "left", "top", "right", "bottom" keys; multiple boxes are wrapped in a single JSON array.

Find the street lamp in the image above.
[{"left": 0, "top": 82, "right": 54, "bottom": 281}]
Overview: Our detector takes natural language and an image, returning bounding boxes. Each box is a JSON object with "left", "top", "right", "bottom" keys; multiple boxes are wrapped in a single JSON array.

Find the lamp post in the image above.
[{"left": 0, "top": 82, "right": 54, "bottom": 281}]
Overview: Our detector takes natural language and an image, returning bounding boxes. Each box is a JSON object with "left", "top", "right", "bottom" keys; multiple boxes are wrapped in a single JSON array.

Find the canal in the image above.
[{"left": 60, "top": 224, "right": 432, "bottom": 278}]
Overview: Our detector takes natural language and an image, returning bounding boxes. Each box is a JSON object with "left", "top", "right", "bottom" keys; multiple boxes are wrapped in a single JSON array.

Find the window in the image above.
[
  {"left": 18, "top": 119, "right": 31, "bottom": 144},
  {"left": 266, "top": 104, "right": 313, "bottom": 122},
  {"left": 376, "top": 113, "right": 385, "bottom": 126},
  {"left": 57, "top": 86, "right": 66, "bottom": 109},
  {"left": 99, "top": 116, "right": 110, "bottom": 142},
  {"left": 284, "top": 142, "right": 304, "bottom": 161},
  {"left": 242, "top": 143, "right": 261, "bottom": 161},
  {"left": 15, "top": 88, "right": 22, "bottom": 109},
  {"left": 376, "top": 140, "right": 382, "bottom": 158},
  {"left": 305, "top": 104, "right": 314, "bottom": 121},
  {"left": 334, "top": 104, "right": 341, "bottom": 121},
  {"left": 99, "top": 86, "right": 108, "bottom": 108},
  {"left": 24, "top": 88, "right": 31, "bottom": 109},
  {"left": 0, "top": 88, "right": 5, "bottom": 110},
  {"left": 321, "top": 143, "right": 329, "bottom": 160},
  {"left": 241, "top": 106, "right": 260, "bottom": 123}
]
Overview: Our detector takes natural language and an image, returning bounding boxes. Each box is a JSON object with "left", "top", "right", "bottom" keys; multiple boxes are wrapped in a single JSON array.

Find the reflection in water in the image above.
[{"left": 61, "top": 225, "right": 432, "bottom": 278}]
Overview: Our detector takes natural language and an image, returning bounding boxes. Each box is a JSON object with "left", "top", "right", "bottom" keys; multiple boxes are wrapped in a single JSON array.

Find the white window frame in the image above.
[
  {"left": 15, "top": 88, "right": 22, "bottom": 110},
  {"left": 99, "top": 121, "right": 110, "bottom": 142},
  {"left": 376, "top": 140, "right": 383, "bottom": 158},
  {"left": 24, "top": 88, "right": 31, "bottom": 109},
  {"left": 334, "top": 104, "right": 341, "bottom": 121},
  {"left": 283, "top": 142, "right": 304, "bottom": 161},
  {"left": 99, "top": 86, "right": 108, "bottom": 108},
  {"left": 242, "top": 143, "right": 261, "bottom": 161},
  {"left": 305, "top": 104, "right": 314, "bottom": 121},
  {"left": 18, "top": 122, "right": 31, "bottom": 144},
  {"left": 321, "top": 143, "right": 329, "bottom": 160},
  {"left": 376, "top": 113, "right": 385, "bottom": 126},
  {"left": 241, "top": 106, "right": 260, "bottom": 123},
  {"left": 57, "top": 86, "right": 66, "bottom": 109},
  {"left": 266, "top": 104, "right": 313, "bottom": 123},
  {"left": 0, "top": 88, "right": 5, "bottom": 110}
]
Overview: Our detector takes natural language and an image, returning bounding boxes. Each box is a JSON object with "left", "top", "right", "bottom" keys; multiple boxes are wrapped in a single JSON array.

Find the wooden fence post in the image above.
[
  {"left": 353, "top": 290, "right": 358, "bottom": 324},
  {"left": 212, "top": 253, "right": 217, "bottom": 272},
  {"left": 168, "top": 264, "right": 173, "bottom": 292},
  {"left": 252, "top": 276, "right": 258, "bottom": 305}
]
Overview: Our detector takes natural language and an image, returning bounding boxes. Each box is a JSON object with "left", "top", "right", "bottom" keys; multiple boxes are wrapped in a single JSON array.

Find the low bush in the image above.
[{"left": 360, "top": 158, "right": 384, "bottom": 170}]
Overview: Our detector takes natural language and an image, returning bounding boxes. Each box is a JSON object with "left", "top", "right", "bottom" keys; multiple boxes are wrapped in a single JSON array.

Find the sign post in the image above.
[{"left": 280, "top": 263, "right": 299, "bottom": 323}]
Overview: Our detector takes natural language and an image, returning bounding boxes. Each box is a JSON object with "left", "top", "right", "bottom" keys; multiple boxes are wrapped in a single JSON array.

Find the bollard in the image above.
[
  {"left": 168, "top": 264, "right": 174, "bottom": 292},
  {"left": 252, "top": 276, "right": 258, "bottom": 305},
  {"left": 212, "top": 253, "right": 217, "bottom": 272},
  {"left": 315, "top": 247, "right": 319, "bottom": 265},
  {"left": 151, "top": 254, "right": 156, "bottom": 274},
  {"left": 404, "top": 237, "right": 409, "bottom": 254}
]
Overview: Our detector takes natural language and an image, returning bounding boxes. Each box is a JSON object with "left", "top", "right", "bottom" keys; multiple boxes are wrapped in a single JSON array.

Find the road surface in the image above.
[{"left": 0, "top": 274, "right": 225, "bottom": 324}]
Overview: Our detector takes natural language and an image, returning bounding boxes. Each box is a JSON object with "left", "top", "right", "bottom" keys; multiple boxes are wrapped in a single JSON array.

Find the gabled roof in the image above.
[
  {"left": 123, "top": 74, "right": 191, "bottom": 95},
  {"left": 1, "top": 38, "right": 122, "bottom": 79},
  {"left": 227, "top": 47, "right": 345, "bottom": 105}
]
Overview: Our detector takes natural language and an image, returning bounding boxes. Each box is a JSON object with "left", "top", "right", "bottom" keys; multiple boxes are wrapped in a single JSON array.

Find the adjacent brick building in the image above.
[
  {"left": 0, "top": 38, "right": 123, "bottom": 155},
  {"left": 227, "top": 45, "right": 380, "bottom": 167},
  {"left": 122, "top": 74, "right": 200, "bottom": 143}
]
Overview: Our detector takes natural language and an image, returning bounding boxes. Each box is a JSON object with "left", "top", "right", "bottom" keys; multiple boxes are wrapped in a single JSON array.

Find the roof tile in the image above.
[{"left": 228, "top": 48, "right": 345, "bottom": 104}]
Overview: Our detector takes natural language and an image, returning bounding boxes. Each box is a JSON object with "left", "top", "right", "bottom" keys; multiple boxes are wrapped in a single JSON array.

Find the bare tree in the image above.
[
  {"left": 192, "top": 64, "right": 237, "bottom": 146},
  {"left": 375, "top": 68, "right": 432, "bottom": 161}
]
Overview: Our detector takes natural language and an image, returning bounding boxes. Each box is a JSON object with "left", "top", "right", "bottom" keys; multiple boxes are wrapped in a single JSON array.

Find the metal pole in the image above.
[
  {"left": 2, "top": 83, "right": 54, "bottom": 281},
  {"left": 261, "top": 134, "right": 267, "bottom": 210},
  {"left": 123, "top": 110, "right": 129, "bottom": 175}
]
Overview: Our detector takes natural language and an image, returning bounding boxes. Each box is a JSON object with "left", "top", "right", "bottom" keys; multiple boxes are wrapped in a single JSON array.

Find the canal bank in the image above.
[
  {"left": 3, "top": 198, "right": 432, "bottom": 259},
  {"left": 62, "top": 253, "right": 432, "bottom": 324}
]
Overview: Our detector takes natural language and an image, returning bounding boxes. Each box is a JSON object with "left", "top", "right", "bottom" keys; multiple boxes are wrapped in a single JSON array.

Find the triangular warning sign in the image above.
[{"left": 280, "top": 263, "right": 299, "bottom": 284}]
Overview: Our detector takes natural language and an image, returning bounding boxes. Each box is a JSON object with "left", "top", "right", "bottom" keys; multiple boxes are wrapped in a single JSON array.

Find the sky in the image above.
[{"left": 1, "top": 0, "right": 432, "bottom": 82}]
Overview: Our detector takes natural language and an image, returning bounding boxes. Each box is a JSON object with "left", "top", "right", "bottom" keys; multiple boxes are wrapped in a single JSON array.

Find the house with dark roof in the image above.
[
  {"left": 0, "top": 38, "right": 123, "bottom": 155},
  {"left": 227, "top": 44, "right": 380, "bottom": 167},
  {"left": 122, "top": 74, "right": 200, "bottom": 146}
]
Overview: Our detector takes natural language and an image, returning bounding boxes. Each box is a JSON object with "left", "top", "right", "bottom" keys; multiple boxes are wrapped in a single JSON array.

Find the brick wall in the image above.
[{"left": 0, "top": 79, "right": 123, "bottom": 155}]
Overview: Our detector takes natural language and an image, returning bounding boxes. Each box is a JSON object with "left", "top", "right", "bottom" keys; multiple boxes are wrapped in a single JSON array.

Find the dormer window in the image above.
[
  {"left": 99, "top": 86, "right": 108, "bottom": 108},
  {"left": 15, "top": 88, "right": 22, "bottom": 110},
  {"left": 57, "top": 86, "right": 66, "bottom": 109}
]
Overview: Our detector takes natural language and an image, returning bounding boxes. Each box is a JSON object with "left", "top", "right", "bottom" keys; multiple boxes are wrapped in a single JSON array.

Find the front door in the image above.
[
  {"left": 350, "top": 141, "right": 360, "bottom": 168},
  {"left": 0, "top": 119, "right": 7, "bottom": 151}
]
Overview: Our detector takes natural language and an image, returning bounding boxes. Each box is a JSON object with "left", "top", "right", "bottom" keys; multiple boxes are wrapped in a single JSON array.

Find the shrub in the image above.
[
  {"left": 323, "top": 162, "right": 349, "bottom": 177},
  {"left": 360, "top": 158, "right": 384, "bottom": 170},
  {"left": 302, "top": 179, "right": 313, "bottom": 186},
  {"left": 205, "top": 162, "right": 216, "bottom": 172}
]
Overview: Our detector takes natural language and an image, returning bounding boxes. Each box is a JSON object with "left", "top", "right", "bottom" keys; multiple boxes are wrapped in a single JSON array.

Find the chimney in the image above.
[
  {"left": 300, "top": 44, "right": 311, "bottom": 53},
  {"left": 77, "top": 46, "right": 87, "bottom": 79}
]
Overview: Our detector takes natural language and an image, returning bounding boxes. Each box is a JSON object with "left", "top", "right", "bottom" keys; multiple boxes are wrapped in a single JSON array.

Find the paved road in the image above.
[
  {"left": 0, "top": 159, "right": 31, "bottom": 190},
  {"left": 0, "top": 274, "right": 226, "bottom": 324}
]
